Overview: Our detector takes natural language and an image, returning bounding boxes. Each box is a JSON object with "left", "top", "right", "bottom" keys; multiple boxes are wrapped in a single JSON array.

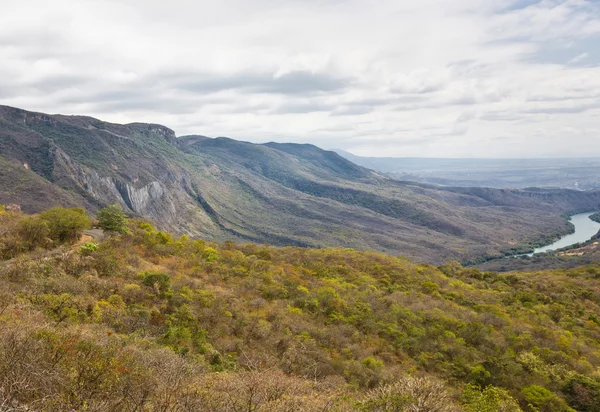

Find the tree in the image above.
[
  {"left": 97, "top": 204, "right": 129, "bottom": 234},
  {"left": 18, "top": 217, "right": 50, "bottom": 249},
  {"left": 522, "top": 385, "right": 574, "bottom": 412},
  {"left": 462, "top": 384, "right": 522, "bottom": 412},
  {"left": 140, "top": 272, "right": 172, "bottom": 297},
  {"left": 39, "top": 207, "right": 91, "bottom": 244},
  {"left": 562, "top": 374, "right": 600, "bottom": 412}
]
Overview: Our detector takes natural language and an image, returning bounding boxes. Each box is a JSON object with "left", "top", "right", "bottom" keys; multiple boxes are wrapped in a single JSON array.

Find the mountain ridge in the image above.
[{"left": 1, "top": 105, "right": 600, "bottom": 264}]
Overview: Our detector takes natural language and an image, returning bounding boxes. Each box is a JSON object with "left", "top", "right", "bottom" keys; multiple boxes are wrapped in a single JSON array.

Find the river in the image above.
[{"left": 529, "top": 212, "right": 600, "bottom": 256}]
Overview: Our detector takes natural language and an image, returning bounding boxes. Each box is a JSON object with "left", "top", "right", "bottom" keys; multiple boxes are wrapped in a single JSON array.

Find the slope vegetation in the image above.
[{"left": 2, "top": 207, "right": 600, "bottom": 411}]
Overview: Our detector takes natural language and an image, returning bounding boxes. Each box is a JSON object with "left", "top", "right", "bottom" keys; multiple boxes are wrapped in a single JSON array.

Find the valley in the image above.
[
  {"left": 529, "top": 212, "right": 600, "bottom": 255},
  {"left": 336, "top": 151, "right": 600, "bottom": 191},
  {"left": 1, "top": 105, "right": 600, "bottom": 265},
  {"left": 4, "top": 2, "right": 600, "bottom": 411}
]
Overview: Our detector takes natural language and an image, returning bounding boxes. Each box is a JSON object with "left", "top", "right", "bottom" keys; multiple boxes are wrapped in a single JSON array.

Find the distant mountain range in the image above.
[
  {"left": 335, "top": 150, "right": 600, "bottom": 190},
  {"left": 1, "top": 105, "right": 600, "bottom": 264}
]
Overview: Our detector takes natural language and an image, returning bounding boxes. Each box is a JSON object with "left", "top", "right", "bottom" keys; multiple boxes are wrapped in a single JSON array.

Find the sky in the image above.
[{"left": 1, "top": 0, "right": 600, "bottom": 158}]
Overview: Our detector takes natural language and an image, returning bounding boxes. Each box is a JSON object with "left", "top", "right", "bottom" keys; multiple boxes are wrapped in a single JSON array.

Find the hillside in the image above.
[
  {"left": 2, "top": 206, "right": 600, "bottom": 411},
  {"left": 2, "top": 105, "right": 600, "bottom": 264}
]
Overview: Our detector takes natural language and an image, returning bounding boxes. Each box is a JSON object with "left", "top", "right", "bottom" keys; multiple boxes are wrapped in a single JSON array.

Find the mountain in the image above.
[
  {"left": 1, "top": 105, "right": 600, "bottom": 264},
  {"left": 334, "top": 150, "right": 600, "bottom": 190}
]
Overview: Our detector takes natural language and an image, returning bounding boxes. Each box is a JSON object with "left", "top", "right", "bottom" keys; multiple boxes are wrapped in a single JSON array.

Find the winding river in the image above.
[{"left": 529, "top": 212, "right": 600, "bottom": 256}]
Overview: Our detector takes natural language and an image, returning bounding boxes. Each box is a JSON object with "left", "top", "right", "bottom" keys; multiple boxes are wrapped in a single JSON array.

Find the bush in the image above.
[
  {"left": 39, "top": 207, "right": 91, "bottom": 244},
  {"left": 79, "top": 242, "right": 98, "bottom": 256},
  {"left": 18, "top": 217, "right": 50, "bottom": 249},
  {"left": 522, "top": 385, "right": 574, "bottom": 412},
  {"left": 461, "top": 384, "right": 522, "bottom": 412},
  {"left": 357, "top": 375, "right": 461, "bottom": 411},
  {"left": 97, "top": 204, "right": 129, "bottom": 234},
  {"left": 562, "top": 374, "right": 600, "bottom": 412},
  {"left": 140, "top": 272, "right": 172, "bottom": 296}
]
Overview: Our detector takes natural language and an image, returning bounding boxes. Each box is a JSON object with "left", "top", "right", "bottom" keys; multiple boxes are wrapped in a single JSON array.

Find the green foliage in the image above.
[
  {"left": 97, "top": 204, "right": 129, "bottom": 234},
  {"left": 18, "top": 217, "right": 50, "bottom": 249},
  {"left": 39, "top": 207, "right": 91, "bottom": 244},
  {"left": 468, "top": 365, "right": 492, "bottom": 386},
  {"left": 462, "top": 384, "right": 522, "bottom": 412},
  {"left": 5, "top": 209, "right": 600, "bottom": 410},
  {"left": 202, "top": 247, "right": 219, "bottom": 262},
  {"left": 522, "top": 385, "right": 574, "bottom": 412},
  {"left": 79, "top": 242, "right": 98, "bottom": 256},
  {"left": 562, "top": 374, "right": 600, "bottom": 412},
  {"left": 140, "top": 271, "right": 172, "bottom": 296}
]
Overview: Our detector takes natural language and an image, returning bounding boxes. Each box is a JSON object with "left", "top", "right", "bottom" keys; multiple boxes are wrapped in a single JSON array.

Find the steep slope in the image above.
[
  {"left": 0, "top": 106, "right": 218, "bottom": 238},
  {"left": 1, "top": 105, "right": 600, "bottom": 264},
  {"left": 0, "top": 155, "right": 89, "bottom": 210}
]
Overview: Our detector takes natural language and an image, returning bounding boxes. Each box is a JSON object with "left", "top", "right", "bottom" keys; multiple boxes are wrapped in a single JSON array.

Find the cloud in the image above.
[
  {"left": 569, "top": 52, "right": 589, "bottom": 64},
  {"left": 0, "top": 0, "right": 599, "bottom": 157},
  {"left": 524, "top": 101, "right": 600, "bottom": 114},
  {"left": 330, "top": 106, "right": 374, "bottom": 116},
  {"left": 171, "top": 70, "right": 351, "bottom": 95},
  {"left": 270, "top": 101, "right": 335, "bottom": 114}
]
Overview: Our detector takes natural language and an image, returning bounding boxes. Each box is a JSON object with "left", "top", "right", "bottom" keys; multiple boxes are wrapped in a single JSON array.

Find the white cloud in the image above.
[
  {"left": 569, "top": 52, "right": 590, "bottom": 64},
  {"left": 0, "top": 0, "right": 599, "bottom": 157}
]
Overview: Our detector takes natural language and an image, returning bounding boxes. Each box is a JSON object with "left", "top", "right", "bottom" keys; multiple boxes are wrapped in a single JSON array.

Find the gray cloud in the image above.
[
  {"left": 524, "top": 101, "right": 600, "bottom": 114},
  {"left": 170, "top": 70, "right": 351, "bottom": 95},
  {"left": 479, "top": 112, "right": 527, "bottom": 122},
  {"left": 270, "top": 101, "right": 335, "bottom": 114},
  {"left": 26, "top": 74, "right": 91, "bottom": 93},
  {"left": 330, "top": 106, "right": 373, "bottom": 116},
  {"left": 0, "top": 0, "right": 599, "bottom": 157}
]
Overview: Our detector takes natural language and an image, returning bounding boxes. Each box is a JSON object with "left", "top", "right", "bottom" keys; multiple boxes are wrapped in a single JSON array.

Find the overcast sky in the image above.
[{"left": 1, "top": 0, "right": 600, "bottom": 157}]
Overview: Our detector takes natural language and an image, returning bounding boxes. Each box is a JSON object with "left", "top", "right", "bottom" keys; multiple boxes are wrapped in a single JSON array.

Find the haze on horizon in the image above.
[{"left": 1, "top": 0, "right": 600, "bottom": 158}]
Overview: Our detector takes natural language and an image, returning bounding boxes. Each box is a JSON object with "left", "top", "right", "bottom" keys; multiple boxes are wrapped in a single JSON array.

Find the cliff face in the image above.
[
  {"left": 0, "top": 105, "right": 218, "bottom": 238},
  {"left": 1, "top": 105, "right": 599, "bottom": 264}
]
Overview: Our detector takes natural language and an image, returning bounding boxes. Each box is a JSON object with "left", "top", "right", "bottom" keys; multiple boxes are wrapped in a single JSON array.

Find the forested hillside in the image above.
[{"left": 2, "top": 205, "right": 600, "bottom": 411}]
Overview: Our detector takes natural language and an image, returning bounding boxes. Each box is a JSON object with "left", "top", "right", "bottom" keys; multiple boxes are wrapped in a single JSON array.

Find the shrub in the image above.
[
  {"left": 80, "top": 242, "right": 98, "bottom": 256},
  {"left": 39, "top": 207, "right": 91, "bottom": 244},
  {"left": 462, "top": 384, "right": 522, "bottom": 412},
  {"left": 562, "top": 374, "right": 600, "bottom": 412},
  {"left": 140, "top": 272, "right": 172, "bottom": 297},
  {"left": 202, "top": 247, "right": 219, "bottom": 262},
  {"left": 522, "top": 385, "right": 574, "bottom": 412},
  {"left": 357, "top": 375, "right": 460, "bottom": 411},
  {"left": 97, "top": 204, "right": 129, "bottom": 234},
  {"left": 18, "top": 217, "right": 50, "bottom": 249}
]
